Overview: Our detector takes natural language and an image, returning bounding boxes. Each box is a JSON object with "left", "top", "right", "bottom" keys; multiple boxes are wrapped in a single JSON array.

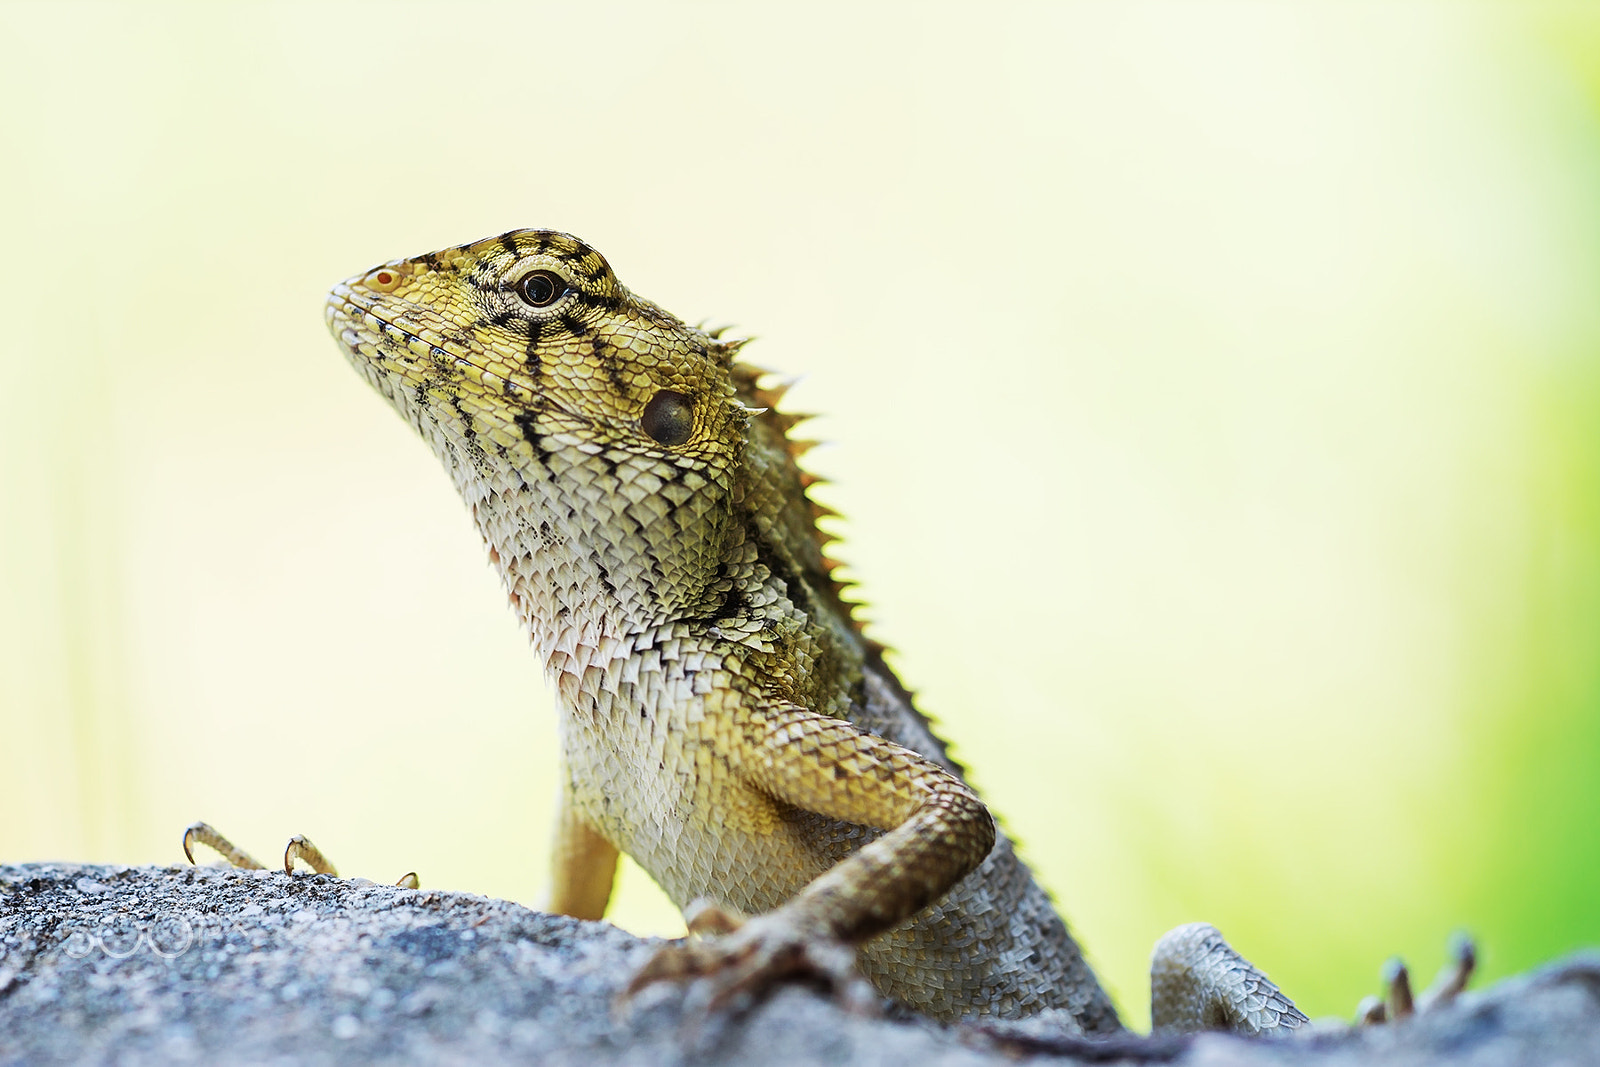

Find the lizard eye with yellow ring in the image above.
[
  {"left": 642, "top": 390, "right": 694, "bottom": 447},
  {"left": 517, "top": 270, "right": 567, "bottom": 309}
]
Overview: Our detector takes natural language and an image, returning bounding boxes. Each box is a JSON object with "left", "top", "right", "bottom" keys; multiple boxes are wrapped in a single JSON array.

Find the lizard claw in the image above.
[
  {"left": 1383, "top": 957, "right": 1416, "bottom": 1019},
  {"left": 283, "top": 834, "right": 338, "bottom": 876},
  {"left": 1418, "top": 933, "right": 1476, "bottom": 1011},
  {"left": 625, "top": 901, "right": 879, "bottom": 1017},
  {"left": 181, "top": 823, "right": 417, "bottom": 886}
]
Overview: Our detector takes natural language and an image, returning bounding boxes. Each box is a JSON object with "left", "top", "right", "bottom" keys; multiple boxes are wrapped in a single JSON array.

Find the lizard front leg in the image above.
[{"left": 628, "top": 704, "right": 996, "bottom": 1011}]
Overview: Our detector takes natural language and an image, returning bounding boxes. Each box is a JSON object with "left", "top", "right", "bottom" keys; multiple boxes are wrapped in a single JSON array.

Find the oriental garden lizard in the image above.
[{"left": 314, "top": 228, "right": 1331, "bottom": 1036}]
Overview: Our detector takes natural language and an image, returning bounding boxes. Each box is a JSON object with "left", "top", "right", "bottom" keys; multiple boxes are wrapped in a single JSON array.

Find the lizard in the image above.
[{"left": 319, "top": 228, "right": 1310, "bottom": 1036}]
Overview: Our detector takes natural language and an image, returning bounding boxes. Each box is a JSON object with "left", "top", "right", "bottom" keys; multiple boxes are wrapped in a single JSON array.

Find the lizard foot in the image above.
[
  {"left": 182, "top": 821, "right": 419, "bottom": 888},
  {"left": 624, "top": 899, "right": 879, "bottom": 1017},
  {"left": 1356, "top": 933, "right": 1475, "bottom": 1025}
]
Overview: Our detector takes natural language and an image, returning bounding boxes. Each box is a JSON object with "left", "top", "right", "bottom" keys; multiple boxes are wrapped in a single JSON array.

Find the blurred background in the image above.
[{"left": 2, "top": 1, "right": 1597, "bottom": 1028}]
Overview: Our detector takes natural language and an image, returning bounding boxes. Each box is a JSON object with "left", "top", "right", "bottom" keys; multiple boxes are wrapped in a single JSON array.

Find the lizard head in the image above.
[{"left": 326, "top": 229, "right": 762, "bottom": 635}]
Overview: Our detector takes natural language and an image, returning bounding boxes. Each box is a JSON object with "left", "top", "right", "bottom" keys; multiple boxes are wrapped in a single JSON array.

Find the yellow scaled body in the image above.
[{"left": 326, "top": 230, "right": 1305, "bottom": 1034}]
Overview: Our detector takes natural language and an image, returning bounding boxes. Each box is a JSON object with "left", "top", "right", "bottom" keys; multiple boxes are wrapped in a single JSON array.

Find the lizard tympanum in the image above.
[{"left": 322, "top": 229, "right": 1309, "bottom": 1037}]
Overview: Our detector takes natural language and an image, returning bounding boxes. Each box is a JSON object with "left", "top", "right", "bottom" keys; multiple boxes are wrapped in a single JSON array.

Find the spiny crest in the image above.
[{"left": 731, "top": 358, "right": 867, "bottom": 635}]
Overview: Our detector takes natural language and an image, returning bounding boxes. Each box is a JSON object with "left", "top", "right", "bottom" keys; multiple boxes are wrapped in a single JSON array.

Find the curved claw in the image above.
[
  {"left": 182, "top": 822, "right": 411, "bottom": 884},
  {"left": 182, "top": 822, "right": 266, "bottom": 870},
  {"left": 283, "top": 835, "right": 338, "bottom": 876}
]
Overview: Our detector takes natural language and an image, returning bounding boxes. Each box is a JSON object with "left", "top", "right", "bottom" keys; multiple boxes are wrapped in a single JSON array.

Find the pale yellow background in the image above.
[{"left": 3, "top": 2, "right": 1598, "bottom": 1027}]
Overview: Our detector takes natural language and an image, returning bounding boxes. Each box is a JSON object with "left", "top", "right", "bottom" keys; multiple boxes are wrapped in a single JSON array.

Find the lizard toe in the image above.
[
  {"left": 1357, "top": 934, "right": 1476, "bottom": 1026},
  {"left": 683, "top": 898, "right": 746, "bottom": 938}
]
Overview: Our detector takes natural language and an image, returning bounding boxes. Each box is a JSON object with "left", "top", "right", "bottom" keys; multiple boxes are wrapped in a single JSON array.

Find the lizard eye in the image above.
[
  {"left": 641, "top": 390, "right": 694, "bottom": 447},
  {"left": 517, "top": 270, "right": 567, "bottom": 309}
]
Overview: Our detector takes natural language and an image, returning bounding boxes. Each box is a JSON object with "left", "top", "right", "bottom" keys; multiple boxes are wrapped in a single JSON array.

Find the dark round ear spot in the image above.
[{"left": 642, "top": 390, "right": 694, "bottom": 446}]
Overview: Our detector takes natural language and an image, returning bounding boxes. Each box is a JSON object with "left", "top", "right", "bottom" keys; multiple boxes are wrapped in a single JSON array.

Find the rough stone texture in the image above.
[{"left": 1, "top": 863, "right": 1596, "bottom": 1066}]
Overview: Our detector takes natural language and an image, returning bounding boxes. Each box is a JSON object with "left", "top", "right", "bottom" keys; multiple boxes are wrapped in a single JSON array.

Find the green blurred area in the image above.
[{"left": 1, "top": 1, "right": 1597, "bottom": 1029}]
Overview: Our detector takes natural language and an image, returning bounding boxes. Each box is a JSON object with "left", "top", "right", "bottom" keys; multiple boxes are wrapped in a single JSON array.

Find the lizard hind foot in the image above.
[
  {"left": 624, "top": 900, "right": 880, "bottom": 1018},
  {"left": 1358, "top": 933, "right": 1476, "bottom": 1025}
]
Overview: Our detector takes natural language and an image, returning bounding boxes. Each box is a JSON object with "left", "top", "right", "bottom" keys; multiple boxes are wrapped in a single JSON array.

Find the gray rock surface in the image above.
[{"left": 1, "top": 863, "right": 1596, "bottom": 1066}]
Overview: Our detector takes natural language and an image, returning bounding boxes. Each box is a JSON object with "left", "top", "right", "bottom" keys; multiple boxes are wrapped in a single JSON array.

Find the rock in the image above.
[{"left": 1, "top": 863, "right": 1596, "bottom": 1066}]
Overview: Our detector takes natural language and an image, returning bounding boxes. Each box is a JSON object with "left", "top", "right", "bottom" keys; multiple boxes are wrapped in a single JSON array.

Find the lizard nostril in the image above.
[{"left": 365, "top": 268, "right": 402, "bottom": 292}]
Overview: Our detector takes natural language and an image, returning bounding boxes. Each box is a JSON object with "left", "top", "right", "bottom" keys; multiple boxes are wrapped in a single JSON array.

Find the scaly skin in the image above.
[{"left": 324, "top": 230, "right": 1303, "bottom": 1034}]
